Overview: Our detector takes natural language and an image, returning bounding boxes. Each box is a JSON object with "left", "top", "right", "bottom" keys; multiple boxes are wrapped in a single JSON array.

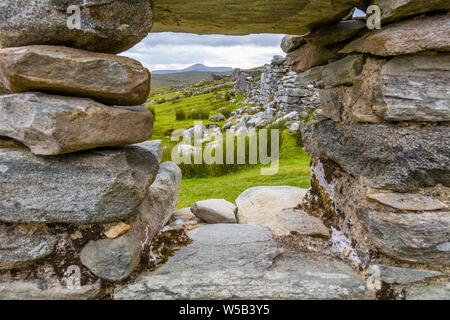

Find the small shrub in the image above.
[
  {"left": 188, "top": 109, "right": 209, "bottom": 120},
  {"left": 175, "top": 109, "right": 186, "bottom": 121}
]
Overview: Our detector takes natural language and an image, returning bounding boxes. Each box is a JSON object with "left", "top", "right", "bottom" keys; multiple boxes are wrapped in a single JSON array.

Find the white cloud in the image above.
[{"left": 121, "top": 33, "right": 284, "bottom": 71}]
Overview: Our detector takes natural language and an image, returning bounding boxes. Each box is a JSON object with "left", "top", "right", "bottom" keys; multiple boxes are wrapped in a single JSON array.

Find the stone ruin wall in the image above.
[
  {"left": 0, "top": 0, "right": 448, "bottom": 299},
  {"left": 281, "top": 5, "right": 450, "bottom": 271},
  {"left": 0, "top": 0, "right": 183, "bottom": 299}
]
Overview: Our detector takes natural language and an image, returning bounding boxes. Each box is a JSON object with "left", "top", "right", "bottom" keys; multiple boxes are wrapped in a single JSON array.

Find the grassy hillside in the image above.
[
  {"left": 146, "top": 83, "right": 311, "bottom": 209},
  {"left": 151, "top": 71, "right": 231, "bottom": 89}
]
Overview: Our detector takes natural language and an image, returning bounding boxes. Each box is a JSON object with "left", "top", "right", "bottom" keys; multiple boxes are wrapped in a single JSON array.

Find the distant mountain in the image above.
[
  {"left": 151, "top": 71, "right": 231, "bottom": 89},
  {"left": 153, "top": 64, "right": 234, "bottom": 75}
]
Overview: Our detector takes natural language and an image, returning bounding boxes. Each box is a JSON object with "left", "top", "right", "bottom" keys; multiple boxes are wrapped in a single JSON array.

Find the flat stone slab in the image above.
[
  {"left": 114, "top": 224, "right": 370, "bottom": 300},
  {"left": 406, "top": 282, "right": 450, "bottom": 300},
  {"left": 286, "top": 44, "right": 342, "bottom": 73},
  {"left": 359, "top": 208, "right": 450, "bottom": 265},
  {"left": 274, "top": 209, "right": 330, "bottom": 238},
  {"left": 373, "top": 54, "right": 450, "bottom": 122},
  {"left": 0, "top": 147, "right": 159, "bottom": 224},
  {"left": 367, "top": 193, "right": 447, "bottom": 211},
  {"left": 0, "top": 46, "right": 150, "bottom": 106},
  {"left": 341, "top": 15, "right": 450, "bottom": 56},
  {"left": 151, "top": 0, "right": 364, "bottom": 35},
  {"left": 0, "top": 280, "right": 101, "bottom": 300},
  {"left": 373, "top": 0, "right": 450, "bottom": 23},
  {"left": 191, "top": 199, "right": 237, "bottom": 224},
  {"left": 0, "top": 0, "right": 153, "bottom": 54},
  {"left": 302, "top": 120, "right": 450, "bottom": 192},
  {"left": 0, "top": 93, "right": 153, "bottom": 155},
  {"left": 0, "top": 224, "right": 57, "bottom": 270},
  {"left": 236, "top": 186, "right": 307, "bottom": 225}
]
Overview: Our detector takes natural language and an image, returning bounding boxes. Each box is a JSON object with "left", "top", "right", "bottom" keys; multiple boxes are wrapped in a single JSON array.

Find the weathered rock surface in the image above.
[
  {"left": 367, "top": 193, "right": 447, "bottom": 211},
  {"left": 191, "top": 199, "right": 237, "bottom": 224},
  {"left": 210, "top": 113, "right": 226, "bottom": 122},
  {"left": 0, "top": 46, "right": 151, "bottom": 106},
  {"left": 286, "top": 44, "right": 342, "bottom": 73},
  {"left": 358, "top": 208, "right": 450, "bottom": 265},
  {"left": 114, "top": 224, "right": 370, "bottom": 300},
  {"left": 0, "top": 147, "right": 159, "bottom": 224},
  {"left": 296, "top": 55, "right": 365, "bottom": 88},
  {"left": 134, "top": 140, "right": 163, "bottom": 163},
  {"left": 304, "top": 20, "right": 366, "bottom": 46},
  {"left": 373, "top": 0, "right": 450, "bottom": 23},
  {"left": 281, "top": 35, "right": 305, "bottom": 53},
  {"left": 80, "top": 162, "right": 181, "bottom": 282},
  {"left": 367, "top": 264, "right": 443, "bottom": 285},
  {"left": 341, "top": 15, "right": 450, "bottom": 56},
  {"left": 0, "top": 280, "right": 101, "bottom": 300},
  {"left": 151, "top": 0, "right": 365, "bottom": 35},
  {"left": 0, "top": 0, "right": 153, "bottom": 54},
  {"left": 373, "top": 54, "right": 450, "bottom": 122},
  {"left": 0, "top": 224, "right": 57, "bottom": 270},
  {"left": 0, "top": 93, "right": 153, "bottom": 155},
  {"left": 236, "top": 186, "right": 308, "bottom": 228},
  {"left": 302, "top": 120, "right": 450, "bottom": 191}
]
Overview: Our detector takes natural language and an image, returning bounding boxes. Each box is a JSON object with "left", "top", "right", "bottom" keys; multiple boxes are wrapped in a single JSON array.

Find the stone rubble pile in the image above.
[
  {"left": 290, "top": 2, "right": 449, "bottom": 298},
  {"left": 0, "top": 2, "right": 181, "bottom": 299}
]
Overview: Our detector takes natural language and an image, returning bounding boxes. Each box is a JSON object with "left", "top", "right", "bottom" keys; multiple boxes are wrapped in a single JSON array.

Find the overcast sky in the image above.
[{"left": 121, "top": 33, "right": 285, "bottom": 71}]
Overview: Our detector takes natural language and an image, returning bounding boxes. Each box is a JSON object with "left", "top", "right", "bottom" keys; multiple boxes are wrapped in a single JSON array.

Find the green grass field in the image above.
[{"left": 147, "top": 87, "right": 311, "bottom": 209}]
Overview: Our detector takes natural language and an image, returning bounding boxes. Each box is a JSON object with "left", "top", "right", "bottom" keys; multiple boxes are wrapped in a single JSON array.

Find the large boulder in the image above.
[
  {"left": 373, "top": 54, "right": 450, "bottom": 122},
  {"left": 0, "top": 46, "right": 150, "bottom": 106},
  {"left": 236, "top": 186, "right": 307, "bottom": 224},
  {"left": 114, "top": 224, "right": 370, "bottom": 300},
  {"left": 0, "top": 93, "right": 153, "bottom": 155},
  {"left": 0, "top": 0, "right": 153, "bottom": 54},
  {"left": 302, "top": 120, "right": 450, "bottom": 192},
  {"left": 341, "top": 15, "right": 450, "bottom": 56},
  {"left": 0, "top": 147, "right": 159, "bottom": 224},
  {"left": 191, "top": 199, "right": 237, "bottom": 224},
  {"left": 80, "top": 162, "right": 182, "bottom": 282},
  {"left": 0, "top": 280, "right": 101, "bottom": 300}
]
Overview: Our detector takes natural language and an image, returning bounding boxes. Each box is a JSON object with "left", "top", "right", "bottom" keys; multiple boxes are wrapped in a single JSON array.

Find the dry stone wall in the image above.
[
  {"left": 288, "top": 4, "right": 450, "bottom": 274},
  {"left": 0, "top": 2, "right": 181, "bottom": 299}
]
